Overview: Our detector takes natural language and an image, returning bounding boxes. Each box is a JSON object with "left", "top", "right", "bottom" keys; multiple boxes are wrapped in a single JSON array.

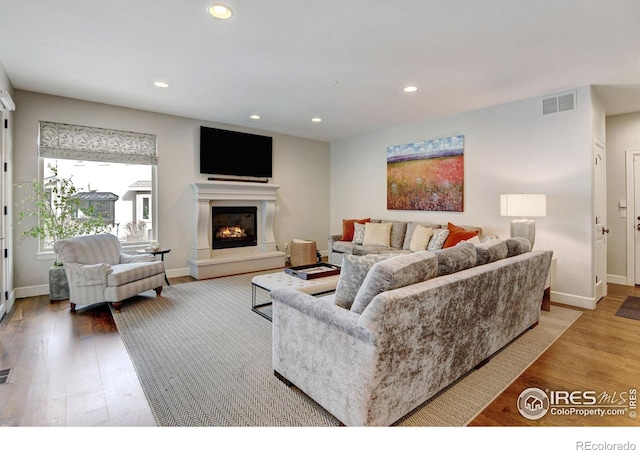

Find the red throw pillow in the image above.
[
  {"left": 443, "top": 222, "right": 479, "bottom": 248},
  {"left": 341, "top": 218, "right": 370, "bottom": 241}
]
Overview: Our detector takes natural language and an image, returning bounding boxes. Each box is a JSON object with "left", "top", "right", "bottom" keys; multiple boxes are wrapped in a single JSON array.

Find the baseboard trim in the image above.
[
  {"left": 15, "top": 284, "right": 49, "bottom": 299},
  {"left": 166, "top": 267, "right": 190, "bottom": 279},
  {"left": 607, "top": 274, "right": 630, "bottom": 286},
  {"left": 551, "top": 290, "right": 596, "bottom": 310}
]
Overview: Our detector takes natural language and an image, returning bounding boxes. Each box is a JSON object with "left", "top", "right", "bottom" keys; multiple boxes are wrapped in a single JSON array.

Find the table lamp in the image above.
[{"left": 500, "top": 194, "right": 546, "bottom": 247}]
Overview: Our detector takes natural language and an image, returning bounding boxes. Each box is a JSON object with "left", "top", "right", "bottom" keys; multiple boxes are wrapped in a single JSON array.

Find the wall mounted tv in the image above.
[{"left": 200, "top": 126, "right": 273, "bottom": 178}]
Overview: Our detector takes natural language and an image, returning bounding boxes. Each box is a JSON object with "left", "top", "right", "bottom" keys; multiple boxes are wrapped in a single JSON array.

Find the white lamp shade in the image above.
[{"left": 500, "top": 194, "right": 546, "bottom": 218}]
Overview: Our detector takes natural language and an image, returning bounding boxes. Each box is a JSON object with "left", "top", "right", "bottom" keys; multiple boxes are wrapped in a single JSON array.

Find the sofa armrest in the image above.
[
  {"left": 120, "top": 253, "right": 155, "bottom": 264},
  {"left": 65, "top": 262, "right": 113, "bottom": 286},
  {"left": 270, "top": 288, "right": 375, "bottom": 344}
]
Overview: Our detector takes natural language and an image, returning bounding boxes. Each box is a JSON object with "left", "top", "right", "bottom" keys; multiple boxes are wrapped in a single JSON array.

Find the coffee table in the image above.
[{"left": 251, "top": 271, "right": 340, "bottom": 321}]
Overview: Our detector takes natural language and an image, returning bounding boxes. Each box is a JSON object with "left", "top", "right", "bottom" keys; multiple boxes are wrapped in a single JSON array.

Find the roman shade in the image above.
[{"left": 38, "top": 121, "right": 158, "bottom": 165}]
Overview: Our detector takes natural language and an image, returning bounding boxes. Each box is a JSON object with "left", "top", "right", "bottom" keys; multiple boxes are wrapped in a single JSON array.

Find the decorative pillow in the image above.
[
  {"left": 505, "top": 237, "right": 532, "bottom": 257},
  {"left": 427, "top": 228, "right": 449, "bottom": 251},
  {"left": 362, "top": 222, "right": 393, "bottom": 247},
  {"left": 409, "top": 226, "right": 434, "bottom": 252},
  {"left": 403, "top": 222, "right": 442, "bottom": 250},
  {"left": 434, "top": 241, "right": 477, "bottom": 276},
  {"left": 475, "top": 239, "right": 508, "bottom": 265},
  {"left": 352, "top": 222, "right": 366, "bottom": 244},
  {"left": 341, "top": 218, "right": 370, "bottom": 241},
  {"left": 385, "top": 221, "right": 408, "bottom": 249},
  {"left": 350, "top": 251, "right": 439, "bottom": 314},
  {"left": 443, "top": 222, "right": 479, "bottom": 248},
  {"left": 334, "top": 254, "right": 394, "bottom": 309}
]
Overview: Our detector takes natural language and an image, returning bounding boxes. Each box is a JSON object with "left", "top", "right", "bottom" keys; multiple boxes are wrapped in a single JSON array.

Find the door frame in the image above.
[
  {"left": 625, "top": 148, "right": 640, "bottom": 285},
  {"left": 594, "top": 137, "right": 607, "bottom": 301}
]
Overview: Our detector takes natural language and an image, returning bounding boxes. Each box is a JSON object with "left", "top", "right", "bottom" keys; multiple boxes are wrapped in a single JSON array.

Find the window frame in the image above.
[{"left": 35, "top": 158, "right": 158, "bottom": 259}]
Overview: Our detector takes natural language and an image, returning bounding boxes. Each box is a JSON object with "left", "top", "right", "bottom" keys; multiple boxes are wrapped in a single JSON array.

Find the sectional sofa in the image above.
[
  {"left": 271, "top": 237, "right": 551, "bottom": 426},
  {"left": 328, "top": 218, "right": 485, "bottom": 266}
]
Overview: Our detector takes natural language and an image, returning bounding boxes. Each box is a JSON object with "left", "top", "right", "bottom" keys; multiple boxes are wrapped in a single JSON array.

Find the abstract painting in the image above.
[{"left": 387, "top": 135, "right": 464, "bottom": 211}]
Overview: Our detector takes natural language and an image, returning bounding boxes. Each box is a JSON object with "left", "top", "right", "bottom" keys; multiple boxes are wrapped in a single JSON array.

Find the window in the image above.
[
  {"left": 37, "top": 121, "right": 158, "bottom": 252},
  {"left": 41, "top": 159, "right": 156, "bottom": 249}
]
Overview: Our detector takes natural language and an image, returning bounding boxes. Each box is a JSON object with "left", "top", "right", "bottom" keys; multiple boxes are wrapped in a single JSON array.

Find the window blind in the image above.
[{"left": 38, "top": 121, "right": 158, "bottom": 165}]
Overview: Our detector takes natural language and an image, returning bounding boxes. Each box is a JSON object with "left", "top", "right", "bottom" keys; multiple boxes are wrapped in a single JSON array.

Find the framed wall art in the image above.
[{"left": 387, "top": 135, "right": 464, "bottom": 211}]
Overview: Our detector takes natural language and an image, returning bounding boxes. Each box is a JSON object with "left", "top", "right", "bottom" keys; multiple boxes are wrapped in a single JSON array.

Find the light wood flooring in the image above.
[{"left": 0, "top": 277, "right": 639, "bottom": 427}]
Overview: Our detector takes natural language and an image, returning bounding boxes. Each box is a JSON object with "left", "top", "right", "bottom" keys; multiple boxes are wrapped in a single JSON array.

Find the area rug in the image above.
[
  {"left": 615, "top": 296, "right": 640, "bottom": 321},
  {"left": 111, "top": 273, "right": 582, "bottom": 427}
]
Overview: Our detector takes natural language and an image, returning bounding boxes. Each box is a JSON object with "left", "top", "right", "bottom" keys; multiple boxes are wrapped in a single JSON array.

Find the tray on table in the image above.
[{"left": 284, "top": 263, "right": 341, "bottom": 280}]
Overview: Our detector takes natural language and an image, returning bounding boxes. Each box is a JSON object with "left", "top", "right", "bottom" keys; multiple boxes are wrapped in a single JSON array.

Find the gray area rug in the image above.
[
  {"left": 616, "top": 296, "right": 640, "bottom": 321},
  {"left": 111, "top": 272, "right": 581, "bottom": 427}
]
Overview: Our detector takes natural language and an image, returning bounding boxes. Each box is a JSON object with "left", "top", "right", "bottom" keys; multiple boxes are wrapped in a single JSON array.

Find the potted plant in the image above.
[{"left": 17, "top": 165, "right": 108, "bottom": 300}]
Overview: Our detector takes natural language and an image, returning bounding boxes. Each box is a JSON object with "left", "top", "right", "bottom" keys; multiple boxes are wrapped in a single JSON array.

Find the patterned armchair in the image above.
[{"left": 54, "top": 233, "right": 165, "bottom": 312}]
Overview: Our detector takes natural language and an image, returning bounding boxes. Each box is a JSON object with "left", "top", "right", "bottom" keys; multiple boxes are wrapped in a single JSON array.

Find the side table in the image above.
[{"left": 137, "top": 248, "right": 171, "bottom": 285}]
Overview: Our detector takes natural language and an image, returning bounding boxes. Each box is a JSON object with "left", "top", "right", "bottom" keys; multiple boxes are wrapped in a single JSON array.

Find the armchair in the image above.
[{"left": 54, "top": 233, "right": 165, "bottom": 312}]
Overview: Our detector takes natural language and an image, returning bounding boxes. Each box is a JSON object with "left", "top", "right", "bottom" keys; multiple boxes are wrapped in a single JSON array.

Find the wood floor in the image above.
[{"left": 0, "top": 277, "right": 639, "bottom": 427}]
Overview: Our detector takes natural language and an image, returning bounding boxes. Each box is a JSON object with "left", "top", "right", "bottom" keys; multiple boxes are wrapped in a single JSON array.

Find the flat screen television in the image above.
[{"left": 200, "top": 126, "right": 273, "bottom": 178}]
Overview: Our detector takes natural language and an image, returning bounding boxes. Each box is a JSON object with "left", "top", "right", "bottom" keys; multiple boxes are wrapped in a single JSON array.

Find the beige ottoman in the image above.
[{"left": 251, "top": 271, "right": 340, "bottom": 321}]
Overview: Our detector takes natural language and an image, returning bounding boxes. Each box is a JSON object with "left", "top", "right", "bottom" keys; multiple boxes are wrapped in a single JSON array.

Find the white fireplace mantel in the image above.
[{"left": 189, "top": 180, "right": 286, "bottom": 279}]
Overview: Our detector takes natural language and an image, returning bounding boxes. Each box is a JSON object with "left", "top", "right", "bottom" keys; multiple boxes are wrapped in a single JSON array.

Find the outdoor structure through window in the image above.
[{"left": 37, "top": 121, "right": 158, "bottom": 250}]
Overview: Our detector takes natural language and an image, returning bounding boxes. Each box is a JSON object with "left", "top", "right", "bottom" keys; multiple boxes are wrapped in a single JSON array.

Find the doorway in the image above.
[{"left": 625, "top": 149, "right": 640, "bottom": 285}]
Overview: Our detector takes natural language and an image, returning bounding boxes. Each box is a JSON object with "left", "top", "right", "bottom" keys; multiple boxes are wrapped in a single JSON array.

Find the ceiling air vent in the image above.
[{"left": 542, "top": 91, "right": 576, "bottom": 115}]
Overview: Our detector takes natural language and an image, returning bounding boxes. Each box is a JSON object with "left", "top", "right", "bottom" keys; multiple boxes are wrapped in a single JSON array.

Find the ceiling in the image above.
[{"left": 1, "top": 0, "right": 640, "bottom": 142}]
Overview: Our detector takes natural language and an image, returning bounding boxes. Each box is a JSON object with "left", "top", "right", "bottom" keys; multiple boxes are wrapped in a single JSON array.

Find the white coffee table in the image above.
[{"left": 251, "top": 271, "right": 340, "bottom": 321}]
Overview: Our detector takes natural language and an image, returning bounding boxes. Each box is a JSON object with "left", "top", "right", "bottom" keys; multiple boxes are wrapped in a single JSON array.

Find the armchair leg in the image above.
[
  {"left": 70, "top": 302, "right": 76, "bottom": 313},
  {"left": 113, "top": 301, "right": 123, "bottom": 313},
  {"left": 154, "top": 286, "right": 163, "bottom": 297}
]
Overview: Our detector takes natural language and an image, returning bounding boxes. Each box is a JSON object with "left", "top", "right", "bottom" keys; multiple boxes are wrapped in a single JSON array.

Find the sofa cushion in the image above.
[
  {"left": 362, "top": 222, "right": 393, "bottom": 246},
  {"left": 443, "top": 222, "right": 479, "bottom": 248},
  {"left": 434, "top": 241, "right": 477, "bottom": 276},
  {"left": 334, "top": 254, "right": 395, "bottom": 309},
  {"left": 341, "top": 218, "right": 370, "bottom": 241},
  {"left": 475, "top": 239, "right": 508, "bottom": 265},
  {"left": 107, "top": 261, "right": 165, "bottom": 287},
  {"left": 403, "top": 222, "right": 442, "bottom": 250},
  {"left": 409, "top": 226, "right": 434, "bottom": 252},
  {"left": 505, "top": 237, "right": 532, "bottom": 257},
  {"left": 352, "top": 222, "right": 366, "bottom": 244},
  {"left": 385, "top": 221, "right": 408, "bottom": 249},
  {"left": 350, "top": 251, "right": 438, "bottom": 314},
  {"left": 427, "top": 228, "right": 449, "bottom": 251}
]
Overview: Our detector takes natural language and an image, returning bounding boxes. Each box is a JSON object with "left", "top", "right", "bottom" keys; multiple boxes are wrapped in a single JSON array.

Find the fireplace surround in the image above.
[{"left": 189, "top": 180, "right": 285, "bottom": 278}]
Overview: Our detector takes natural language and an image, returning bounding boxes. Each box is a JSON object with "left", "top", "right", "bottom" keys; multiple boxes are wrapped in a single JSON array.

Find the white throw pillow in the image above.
[
  {"left": 409, "top": 226, "right": 433, "bottom": 252},
  {"left": 352, "top": 222, "right": 366, "bottom": 244},
  {"left": 362, "top": 222, "right": 392, "bottom": 246},
  {"left": 427, "top": 228, "right": 450, "bottom": 251}
]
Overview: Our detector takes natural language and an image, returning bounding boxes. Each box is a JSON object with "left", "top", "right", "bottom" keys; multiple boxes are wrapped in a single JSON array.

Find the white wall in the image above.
[
  {"left": 606, "top": 112, "right": 640, "bottom": 284},
  {"left": 12, "top": 90, "right": 330, "bottom": 296},
  {"left": 331, "top": 86, "right": 600, "bottom": 307}
]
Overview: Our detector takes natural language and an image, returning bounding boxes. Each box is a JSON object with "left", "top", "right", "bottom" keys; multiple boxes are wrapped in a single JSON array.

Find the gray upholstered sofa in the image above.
[
  {"left": 54, "top": 233, "right": 165, "bottom": 312},
  {"left": 328, "top": 219, "right": 485, "bottom": 266},
  {"left": 271, "top": 238, "right": 551, "bottom": 426}
]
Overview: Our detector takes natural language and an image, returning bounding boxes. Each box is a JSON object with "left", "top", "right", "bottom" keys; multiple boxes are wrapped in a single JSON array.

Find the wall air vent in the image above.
[{"left": 542, "top": 91, "right": 576, "bottom": 115}]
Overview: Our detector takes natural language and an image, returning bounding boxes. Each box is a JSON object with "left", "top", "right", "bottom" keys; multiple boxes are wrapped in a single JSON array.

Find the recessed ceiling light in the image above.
[
  {"left": 311, "top": 117, "right": 322, "bottom": 123},
  {"left": 154, "top": 81, "right": 169, "bottom": 88},
  {"left": 250, "top": 115, "right": 261, "bottom": 120},
  {"left": 208, "top": 3, "right": 233, "bottom": 19},
  {"left": 403, "top": 85, "right": 418, "bottom": 93}
]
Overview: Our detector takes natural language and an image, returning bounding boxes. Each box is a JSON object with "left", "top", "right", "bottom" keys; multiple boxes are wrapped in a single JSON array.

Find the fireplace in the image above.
[
  {"left": 190, "top": 180, "right": 285, "bottom": 279},
  {"left": 212, "top": 206, "right": 257, "bottom": 249}
]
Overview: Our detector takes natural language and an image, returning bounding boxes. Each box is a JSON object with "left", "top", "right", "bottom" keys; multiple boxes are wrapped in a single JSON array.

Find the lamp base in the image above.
[{"left": 510, "top": 219, "right": 536, "bottom": 248}]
